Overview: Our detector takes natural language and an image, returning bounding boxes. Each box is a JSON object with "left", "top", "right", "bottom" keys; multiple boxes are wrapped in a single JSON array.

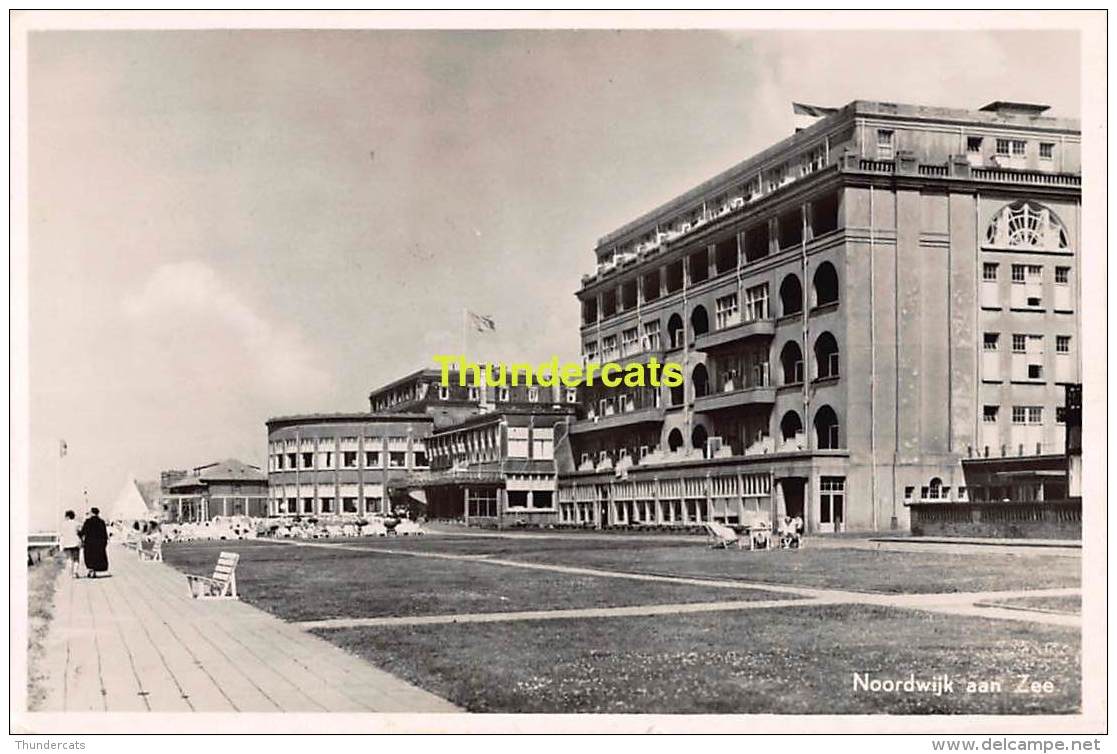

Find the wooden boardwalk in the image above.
[{"left": 39, "top": 544, "right": 460, "bottom": 713}]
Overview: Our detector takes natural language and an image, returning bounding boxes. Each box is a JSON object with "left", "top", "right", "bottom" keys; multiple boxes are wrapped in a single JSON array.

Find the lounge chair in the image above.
[
  {"left": 395, "top": 520, "right": 424, "bottom": 536},
  {"left": 185, "top": 551, "right": 240, "bottom": 600},
  {"left": 705, "top": 521, "right": 741, "bottom": 549}
]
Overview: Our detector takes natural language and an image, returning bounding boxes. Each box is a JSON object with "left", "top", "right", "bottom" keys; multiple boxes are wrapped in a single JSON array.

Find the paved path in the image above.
[
  {"left": 39, "top": 544, "right": 460, "bottom": 713},
  {"left": 283, "top": 540, "right": 1082, "bottom": 629}
]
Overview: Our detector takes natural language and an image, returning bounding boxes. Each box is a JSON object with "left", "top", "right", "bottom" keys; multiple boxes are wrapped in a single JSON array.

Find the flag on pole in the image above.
[
  {"left": 59, "top": 439, "right": 68, "bottom": 459},
  {"left": 467, "top": 311, "right": 496, "bottom": 333}
]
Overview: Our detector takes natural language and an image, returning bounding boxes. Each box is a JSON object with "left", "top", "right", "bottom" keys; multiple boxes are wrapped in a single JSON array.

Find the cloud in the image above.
[{"left": 122, "top": 260, "right": 332, "bottom": 404}]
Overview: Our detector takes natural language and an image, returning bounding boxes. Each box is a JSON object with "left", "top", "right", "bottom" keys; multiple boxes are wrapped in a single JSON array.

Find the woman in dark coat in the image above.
[{"left": 79, "top": 507, "right": 109, "bottom": 577}]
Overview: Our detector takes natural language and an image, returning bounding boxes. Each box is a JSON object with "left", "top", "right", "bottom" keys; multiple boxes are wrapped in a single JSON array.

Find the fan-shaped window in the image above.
[
  {"left": 690, "top": 305, "right": 709, "bottom": 337},
  {"left": 780, "top": 274, "right": 802, "bottom": 316},
  {"left": 691, "top": 424, "right": 708, "bottom": 451},
  {"left": 985, "top": 201, "right": 1069, "bottom": 250},
  {"left": 780, "top": 411, "right": 803, "bottom": 442},
  {"left": 813, "top": 332, "right": 839, "bottom": 379},
  {"left": 667, "top": 313, "right": 684, "bottom": 349},
  {"left": 667, "top": 428, "right": 684, "bottom": 451},
  {"left": 814, "top": 405, "right": 840, "bottom": 449},
  {"left": 692, "top": 364, "right": 710, "bottom": 398},
  {"left": 813, "top": 262, "right": 839, "bottom": 307},
  {"left": 780, "top": 340, "right": 804, "bottom": 385}
]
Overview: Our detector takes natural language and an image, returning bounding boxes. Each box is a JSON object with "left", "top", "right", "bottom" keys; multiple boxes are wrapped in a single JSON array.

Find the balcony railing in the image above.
[
  {"left": 695, "top": 318, "right": 776, "bottom": 351},
  {"left": 582, "top": 155, "right": 1079, "bottom": 293},
  {"left": 693, "top": 385, "right": 777, "bottom": 413},
  {"left": 971, "top": 167, "right": 1080, "bottom": 187},
  {"left": 570, "top": 406, "right": 665, "bottom": 434}
]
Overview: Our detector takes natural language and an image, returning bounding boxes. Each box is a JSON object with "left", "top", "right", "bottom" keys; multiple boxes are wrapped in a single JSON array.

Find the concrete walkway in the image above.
[{"left": 38, "top": 544, "right": 460, "bottom": 713}]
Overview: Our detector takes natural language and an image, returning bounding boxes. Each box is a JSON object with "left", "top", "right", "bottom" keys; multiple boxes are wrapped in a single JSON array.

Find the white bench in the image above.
[{"left": 186, "top": 551, "right": 240, "bottom": 600}]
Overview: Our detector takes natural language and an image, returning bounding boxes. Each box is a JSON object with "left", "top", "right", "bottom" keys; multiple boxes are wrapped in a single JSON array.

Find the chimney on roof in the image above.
[{"left": 979, "top": 101, "right": 1051, "bottom": 116}]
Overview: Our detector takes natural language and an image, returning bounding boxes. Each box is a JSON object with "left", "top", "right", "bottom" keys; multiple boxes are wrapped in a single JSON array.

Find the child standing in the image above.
[{"left": 59, "top": 510, "right": 82, "bottom": 578}]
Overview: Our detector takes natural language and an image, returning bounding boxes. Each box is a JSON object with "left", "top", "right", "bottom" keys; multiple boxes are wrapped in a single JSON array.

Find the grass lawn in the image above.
[
  {"left": 319, "top": 604, "right": 1080, "bottom": 714},
  {"left": 27, "top": 553, "right": 63, "bottom": 710},
  {"left": 978, "top": 594, "right": 1082, "bottom": 615},
  {"left": 324, "top": 533, "right": 1080, "bottom": 594},
  {"left": 162, "top": 540, "right": 790, "bottom": 621},
  {"left": 507, "top": 543, "right": 1081, "bottom": 594},
  {"left": 339, "top": 534, "right": 696, "bottom": 557}
]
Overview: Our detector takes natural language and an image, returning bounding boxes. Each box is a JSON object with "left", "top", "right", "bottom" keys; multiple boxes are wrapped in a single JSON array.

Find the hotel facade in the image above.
[
  {"left": 558, "top": 100, "right": 1081, "bottom": 534},
  {"left": 265, "top": 412, "right": 434, "bottom": 516},
  {"left": 370, "top": 369, "right": 577, "bottom": 525}
]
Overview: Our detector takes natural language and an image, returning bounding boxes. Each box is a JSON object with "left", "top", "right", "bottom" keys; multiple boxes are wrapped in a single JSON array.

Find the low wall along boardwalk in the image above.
[{"left": 909, "top": 501, "right": 1081, "bottom": 540}]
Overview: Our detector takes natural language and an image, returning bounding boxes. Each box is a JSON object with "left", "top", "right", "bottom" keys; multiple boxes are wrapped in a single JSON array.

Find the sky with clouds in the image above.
[{"left": 26, "top": 28, "right": 1079, "bottom": 524}]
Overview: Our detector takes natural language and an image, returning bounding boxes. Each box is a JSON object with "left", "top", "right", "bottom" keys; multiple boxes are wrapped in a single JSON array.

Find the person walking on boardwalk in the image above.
[
  {"left": 59, "top": 509, "right": 83, "bottom": 578},
  {"left": 79, "top": 507, "right": 109, "bottom": 578}
]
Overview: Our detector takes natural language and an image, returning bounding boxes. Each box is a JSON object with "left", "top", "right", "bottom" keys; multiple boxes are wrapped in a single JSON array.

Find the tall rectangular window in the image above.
[
  {"left": 1011, "top": 140, "right": 1027, "bottom": 157},
  {"left": 621, "top": 327, "right": 639, "bottom": 356},
  {"left": 1011, "top": 264, "right": 1026, "bottom": 283},
  {"left": 982, "top": 262, "right": 998, "bottom": 281},
  {"left": 1056, "top": 335, "right": 1071, "bottom": 354},
  {"left": 1055, "top": 266, "right": 1070, "bottom": 284},
  {"left": 715, "top": 293, "right": 739, "bottom": 330},
  {"left": 744, "top": 283, "right": 770, "bottom": 322},
  {"left": 642, "top": 320, "right": 661, "bottom": 351},
  {"left": 1027, "top": 406, "right": 1043, "bottom": 424},
  {"left": 877, "top": 129, "right": 894, "bottom": 159},
  {"left": 983, "top": 333, "right": 999, "bottom": 351},
  {"left": 1039, "top": 142, "right": 1055, "bottom": 160},
  {"left": 1012, "top": 334, "right": 1027, "bottom": 352},
  {"left": 967, "top": 136, "right": 983, "bottom": 153},
  {"left": 983, "top": 405, "right": 999, "bottom": 423},
  {"left": 996, "top": 138, "right": 1011, "bottom": 156},
  {"left": 1012, "top": 406, "right": 1027, "bottom": 424},
  {"left": 602, "top": 335, "right": 618, "bottom": 361}
]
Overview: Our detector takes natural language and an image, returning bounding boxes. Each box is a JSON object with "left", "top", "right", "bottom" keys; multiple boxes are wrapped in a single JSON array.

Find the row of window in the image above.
[
  {"left": 584, "top": 266, "right": 839, "bottom": 365},
  {"left": 431, "top": 384, "right": 578, "bottom": 403},
  {"left": 982, "top": 333, "right": 1072, "bottom": 353},
  {"left": 980, "top": 261, "right": 1073, "bottom": 312},
  {"left": 272, "top": 497, "right": 381, "bottom": 515},
  {"left": 586, "top": 195, "right": 841, "bottom": 323},
  {"left": 876, "top": 129, "right": 1058, "bottom": 162},
  {"left": 269, "top": 449, "right": 426, "bottom": 471},
  {"left": 427, "top": 426, "right": 556, "bottom": 463},
  {"left": 982, "top": 405, "right": 1067, "bottom": 424},
  {"left": 982, "top": 262, "right": 1071, "bottom": 284},
  {"left": 981, "top": 332, "right": 1074, "bottom": 382},
  {"left": 599, "top": 168, "right": 839, "bottom": 269}
]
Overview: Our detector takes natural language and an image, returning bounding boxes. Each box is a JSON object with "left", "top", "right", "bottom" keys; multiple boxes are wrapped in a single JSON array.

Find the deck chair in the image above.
[
  {"left": 705, "top": 521, "right": 741, "bottom": 550},
  {"left": 777, "top": 518, "right": 803, "bottom": 549},
  {"left": 185, "top": 551, "right": 240, "bottom": 600},
  {"left": 123, "top": 531, "right": 143, "bottom": 553},
  {"left": 748, "top": 520, "right": 773, "bottom": 551},
  {"left": 138, "top": 538, "right": 163, "bottom": 562}
]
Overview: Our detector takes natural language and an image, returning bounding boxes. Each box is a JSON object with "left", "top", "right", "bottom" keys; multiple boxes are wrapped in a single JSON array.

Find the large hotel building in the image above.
[{"left": 557, "top": 99, "right": 1081, "bottom": 533}]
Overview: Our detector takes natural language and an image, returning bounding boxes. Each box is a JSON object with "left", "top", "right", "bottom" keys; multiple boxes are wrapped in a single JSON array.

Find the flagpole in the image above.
[
  {"left": 55, "top": 441, "right": 62, "bottom": 532},
  {"left": 461, "top": 308, "right": 468, "bottom": 359}
]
